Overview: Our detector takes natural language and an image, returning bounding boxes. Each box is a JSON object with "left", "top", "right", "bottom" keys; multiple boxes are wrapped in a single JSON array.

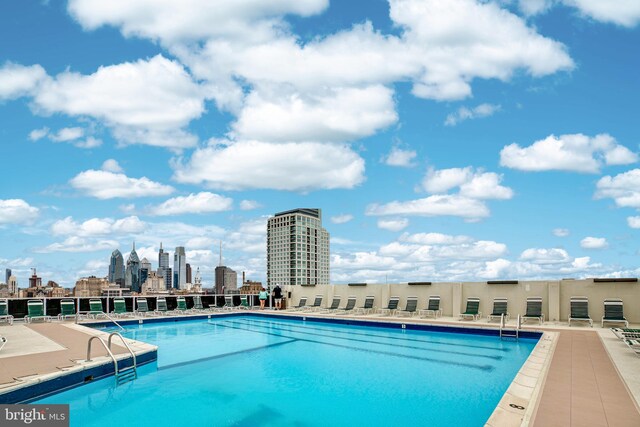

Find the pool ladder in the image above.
[
  {"left": 499, "top": 314, "right": 520, "bottom": 340},
  {"left": 86, "top": 332, "right": 138, "bottom": 385}
]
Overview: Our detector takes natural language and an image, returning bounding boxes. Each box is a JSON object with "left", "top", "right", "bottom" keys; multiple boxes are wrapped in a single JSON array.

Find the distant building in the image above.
[
  {"left": 142, "top": 271, "right": 166, "bottom": 294},
  {"left": 215, "top": 266, "right": 237, "bottom": 294},
  {"left": 28, "top": 268, "right": 42, "bottom": 289},
  {"left": 5, "top": 268, "right": 11, "bottom": 285},
  {"left": 140, "top": 257, "right": 151, "bottom": 288},
  {"left": 173, "top": 246, "right": 186, "bottom": 290},
  {"left": 108, "top": 249, "right": 125, "bottom": 286},
  {"left": 74, "top": 276, "right": 109, "bottom": 297},
  {"left": 158, "top": 243, "right": 171, "bottom": 290},
  {"left": 186, "top": 263, "right": 192, "bottom": 284},
  {"left": 267, "top": 208, "right": 330, "bottom": 287},
  {"left": 7, "top": 275, "right": 17, "bottom": 297},
  {"left": 125, "top": 243, "right": 141, "bottom": 293}
]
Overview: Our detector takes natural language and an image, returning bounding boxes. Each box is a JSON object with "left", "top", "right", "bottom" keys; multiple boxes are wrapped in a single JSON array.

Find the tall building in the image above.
[
  {"left": 125, "top": 242, "right": 141, "bottom": 293},
  {"left": 267, "top": 208, "right": 330, "bottom": 287},
  {"left": 108, "top": 249, "right": 125, "bottom": 286},
  {"left": 158, "top": 243, "right": 171, "bottom": 290},
  {"left": 7, "top": 275, "right": 17, "bottom": 296},
  {"left": 186, "top": 263, "right": 192, "bottom": 284},
  {"left": 215, "top": 266, "right": 237, "bottom": 294},
  {"left": 173, "top": 246, "right": 186, "bottom": 290},
  {"left": 5, "top": 268, "right": 11, "bottom": 285},
  {"left": 74, "top": 276, "right": 109, "bottom": 297},
  {"left": 140, "top": 257, "right": 151, "bottom": 288}
]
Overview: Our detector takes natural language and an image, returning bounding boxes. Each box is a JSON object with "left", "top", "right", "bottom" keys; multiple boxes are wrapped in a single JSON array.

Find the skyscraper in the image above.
[
  {"left": 186, "top": 263, "right": 192, "bottom": 284},
  {"left": 140, "top": 257, "right": 151, "bottom": 289},
  {"left": 125, "top": 242, "right": 141, "bottom": 293},
  {"left": 108, "top": 249, "right": 125, "bottom": 286},
  {"left": 267, "top": 208, "right": 330, "bottom": 287},
  {"left": 173, "top": 246, "right": 186, "bottom": 289},
  {"left": 215, "top": 266, "right": 237, "bottom": 294},
  {"left": 158, "top": 242, "right": 171, "bottom": 290},
  {"left": 5, "top": 268, "right": 11, "bottom": 285}
]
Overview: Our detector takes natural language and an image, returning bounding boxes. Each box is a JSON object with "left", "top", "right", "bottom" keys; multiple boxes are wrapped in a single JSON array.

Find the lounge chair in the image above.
[
  {"left": 176, "top": 296, "right": 189, "bottom": 314},
  {"left": 0, "top": 336, "right": 6, "bottom": 352},
  {"left": 396, "top": 296, "right": 418, "bottom": 317},
  {"left": 459, "top": 297, "right": 481, "bottom": 321},
  {"left": 136, "top": 298, "right": 151, "bottom": 317},
  {"left": 0, "top": 299, "right": 14, "bottom": 325},
  {"left": 418, "top": 296, "right": 441, "bottom": 318},
  {"left": 335, "top": 296, "right": 357, "bottom": 315},
  {"left": 354, "top": 296, "right": 375, "bottom": 315},
  {"left": 288, "top": 297, "right": 308, "bottom": 311},
  {"left": 191, "top": 295, "right": 205, "bottom": 312},
  {"left": 320, "top": 296, "right": 341, "bottom": 313},
  {"left": 155, "top": 297, "right": 175, "bottom": 315},
  {"left": 602, "top": 299, "right": 628, "bottom": 328},
  {"left": 111, "top": 298, "right": 133, "bottom": 318},
  {"left": 624, "top": 339, "right": 640, "bottom": 356},
  {"left": 487, "top": 297, "right": 509, "bottom": 322},
  {"left": 377, "top": 296, "right": 400, "bottom": 316},
  {"left": 611, "top": 328, "right": 640, "bottom": 340},
  {"left": 86, "top": 298, "right": 106, "bottom": 319},
  {"left": 222, "top": 296, "right": 235, "bottom": 311},
  {"left": 303, "top": 295, "right": 323, "bottom": 311},
  {"left": 57, "top": 298, "right": 76, "bottom": 321},
  {"left": 25, "top": 299, "right": 52, "bottom": 323},
  {"left": 569, "top": 296, "right": 592, "bottom": 327},
  {"left": 238, "top": 296, "right": 250, "bottom": 310},
  {"left": 521, "top": 297, "right": 544, "bottom": 325}
]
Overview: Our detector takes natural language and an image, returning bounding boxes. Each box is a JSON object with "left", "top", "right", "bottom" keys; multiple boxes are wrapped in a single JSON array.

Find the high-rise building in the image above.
[
  {"left": 186, "top": 263, "right": 192, "bottom": 284},
  {"left": 108, "top": 249, "right": 125, "bottom": 286},
  {"left": 158, "top": 242, "right": 171, "bottom": 290},
  {"left": 5, "top": 268, "right": 11, "bottom": 285},
  {"left": 125, "top": 242, "right": 141, "bottom": 293},
  {"left": 215, "top": 266, "right": 237, "bottom": 294},
  {"left": 173, "top": 246, "right": 186, "bottom": 290},
  {"left": 267, "top": 208, "right": 330, "bottom": 287},
  {"left": 140, "top": 257, "right": 151, "bottom": 288},
  {"left": 7, "top": 275, "right": 17, "bottom": 296}
]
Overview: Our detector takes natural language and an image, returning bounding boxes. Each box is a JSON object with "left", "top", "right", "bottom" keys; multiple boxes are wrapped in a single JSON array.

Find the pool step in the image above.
[{"left": 116, "top": 365, "right": 137, "bottom": 385}]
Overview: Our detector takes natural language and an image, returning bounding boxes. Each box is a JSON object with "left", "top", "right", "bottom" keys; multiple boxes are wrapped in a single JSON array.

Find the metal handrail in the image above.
[
  {"left": 107, "top": 332, "right": 137, "bottom": 370},
  {"left": 76, "top": 311, "right": 125, "bottom": 332},
  {"left": 86, "top": 336, "right": 119, "bottom": 376}
]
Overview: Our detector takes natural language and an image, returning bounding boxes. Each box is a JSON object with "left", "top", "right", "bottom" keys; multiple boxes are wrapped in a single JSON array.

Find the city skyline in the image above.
[{"left": 1, "top": 1, "right": 640, "bottom": 288}]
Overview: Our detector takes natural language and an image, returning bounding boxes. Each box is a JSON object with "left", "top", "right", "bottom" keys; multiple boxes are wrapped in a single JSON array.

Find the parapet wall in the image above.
[{"left": 288, "top": 278, "right": 640, "bottom": 324}]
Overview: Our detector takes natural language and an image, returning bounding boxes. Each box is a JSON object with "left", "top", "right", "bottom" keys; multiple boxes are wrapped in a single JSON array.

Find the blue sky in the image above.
[{"left": 1, "top": 0, "right": 639, "bottom": 288}]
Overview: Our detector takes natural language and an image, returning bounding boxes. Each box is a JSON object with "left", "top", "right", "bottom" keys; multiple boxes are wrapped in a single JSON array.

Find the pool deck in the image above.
[{"left": 1, "top": 311, "right": 639, "bottom": 427}]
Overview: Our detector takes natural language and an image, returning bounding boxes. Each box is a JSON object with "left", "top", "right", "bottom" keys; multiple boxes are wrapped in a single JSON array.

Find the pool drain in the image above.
[{"left": 509, "top": 404, "right": 525, "bottom": 410}]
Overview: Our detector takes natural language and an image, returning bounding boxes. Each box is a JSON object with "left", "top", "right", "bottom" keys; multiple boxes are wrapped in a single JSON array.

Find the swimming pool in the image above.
[{"left": 37, "top": 315, "right": 539, "bottom": 426}]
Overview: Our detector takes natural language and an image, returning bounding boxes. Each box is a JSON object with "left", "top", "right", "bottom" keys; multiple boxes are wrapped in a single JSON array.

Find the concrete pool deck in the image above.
[{"left": 0, "top": 312, "right": 639, "bottom": 427}]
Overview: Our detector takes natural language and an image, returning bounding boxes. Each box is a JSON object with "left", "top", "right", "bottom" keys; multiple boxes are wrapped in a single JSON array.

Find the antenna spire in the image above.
[{"left": 219, "top": 241, "right": 222, "bottom": 266}]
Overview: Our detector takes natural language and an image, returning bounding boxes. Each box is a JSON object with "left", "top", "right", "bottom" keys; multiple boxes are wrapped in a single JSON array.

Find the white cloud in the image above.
[
  {"left": 580, "top": 236, "right": 608, "bottom": 249},
  {"left": 366, "top": 195, "right": 490, "bottom": 219},
  {"left": 101, "top": 159, "right": 124, "bottom": 173},
  {"left": 32, "top": 55, "right": 204, "bottom": 149},
  {"left": 50, "top": 127, "right": 84, "bottom": 142},
  {"left": 422, "top": 167, "right": 513, "bottom": 200},
  {"left": 627, "top": 216, "right": 640, "bottom": 229},
  {"left": 172, "top": 140, "right": 365, "bottom": 191},
  {"left": 444, "top": 103, "right": 501, "bottom": 126},
  {"left": 377, "top": 218, "right": 409, "bottom": 232},
  {"left": 225, "top": 218, "right": 268, "bottom": 254},
  {"left": 553, "top": 228, "right": 570, "bottom": 237},
  {"left": 564, "top": 0, "right": 640, "bottom": 27},
  {"left": 0, "top": 63, "right": 47, "bottom": 100},
  {"left": 384, "top": 146, "right": 417, "bottom": 167},
  {"left": 28, "top": 127, "right": 49, "bottom": 141},
  {"left": 186, "top": 237, "right": 216, "bottom": 250},
  {"left": 518, "top": 0, "right": 554, "bottom": 16},
  {"left": 27, "top": 126, "right": 102, "bottom": 149},
  {"left": 232, "top": 85, "right": 397, "bottom": 143},
  {"left": 239, "top": 200, "right": 261, "bottom": 211},
  {"left": 595, "top": 169, "right": 640, "bottom": 208},
  {"left": 500, "top": 133, "right": 637, "bottom": 173},
  {"left": 145, "top": 192, "right": 233, "bottom": 216},
  {"left": 51, "top": 215, "right": 147, "bottom": 237},
  {"left": 331, "top": 214, "right": 354, "bottom": 224},
  {"left": 0, "top": 199, "right": 40, "bottom": 224},
  {"left": 520, "top": 248, "right": 571, "bottom": 264},
  {"left": 69, "top": 169, "right": 174, "bottom": 199},
  {"left": 399, "top": 232, "right": 472, "bottom": 245},
  {"left": 36, "top": 236, "right": 120, "bottom": 253}
]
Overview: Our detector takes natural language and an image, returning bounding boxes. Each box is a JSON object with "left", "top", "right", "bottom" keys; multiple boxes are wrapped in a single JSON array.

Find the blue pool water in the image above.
[{"left": 37, "top": 315, "right": 538, "bottom": 426}]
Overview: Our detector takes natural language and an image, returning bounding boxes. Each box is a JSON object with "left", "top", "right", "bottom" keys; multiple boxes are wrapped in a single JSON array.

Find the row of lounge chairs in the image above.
[
  {"left": 286, "top": 295, "right": 629, "bottom": 327},
  {"left": 611, "top": 327, "right": 640, "bottom": 356}
]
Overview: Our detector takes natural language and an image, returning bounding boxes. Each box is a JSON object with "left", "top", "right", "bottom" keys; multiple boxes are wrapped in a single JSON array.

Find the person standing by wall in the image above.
[
  {"left": 273, "top": 284, "right": 283, "bottom": 310},
  {"left": 259, "top": 287, "right": 268, "bottom": 310}
]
